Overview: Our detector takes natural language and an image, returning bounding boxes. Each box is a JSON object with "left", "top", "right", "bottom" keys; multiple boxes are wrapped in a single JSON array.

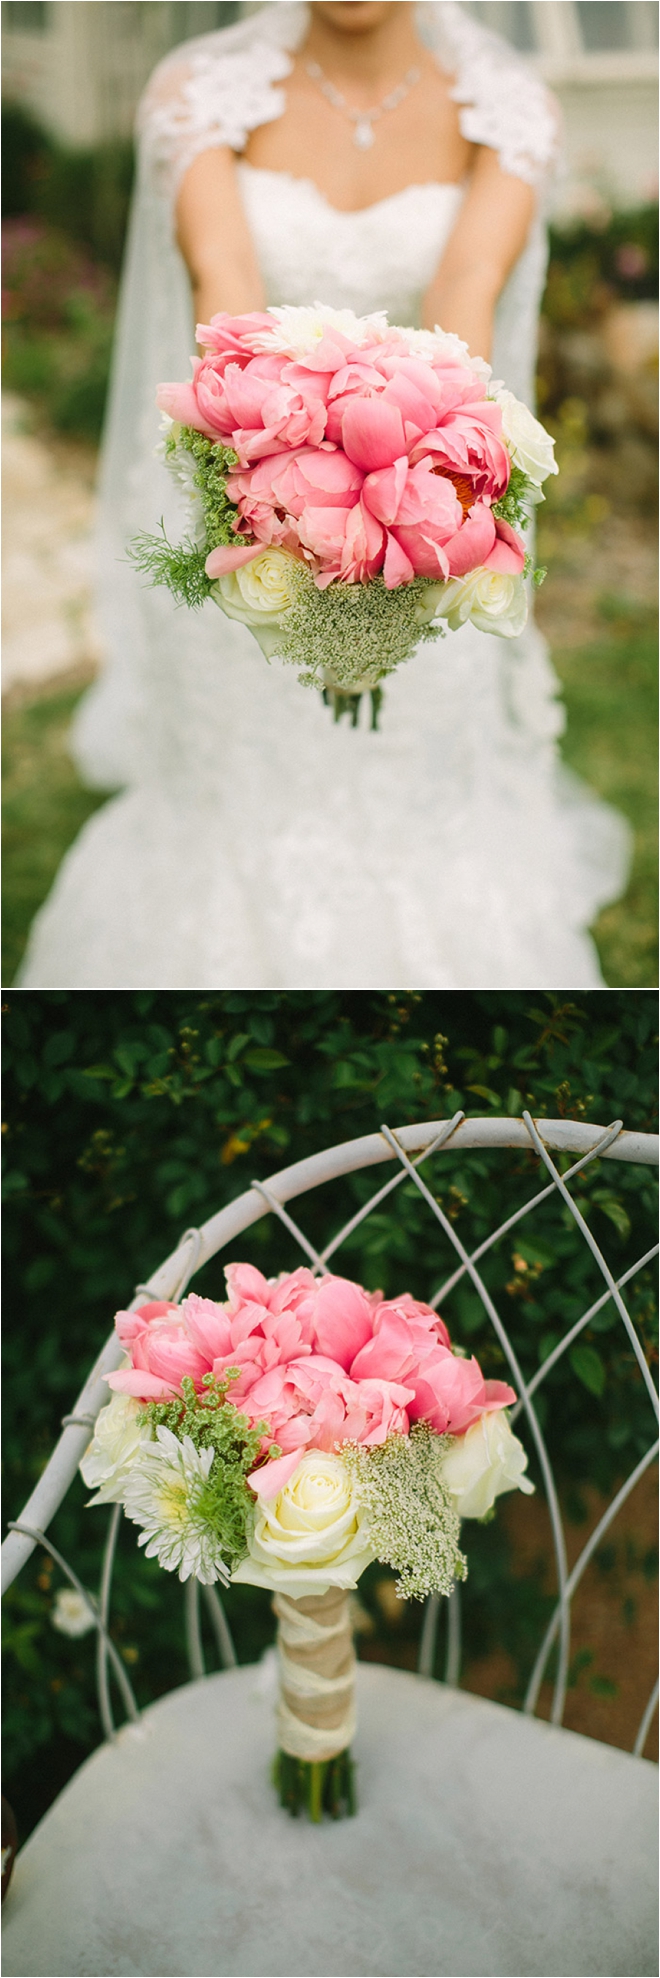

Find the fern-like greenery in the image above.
[{"left": 126, "top": 523, "right": 213, "bottom": 610}]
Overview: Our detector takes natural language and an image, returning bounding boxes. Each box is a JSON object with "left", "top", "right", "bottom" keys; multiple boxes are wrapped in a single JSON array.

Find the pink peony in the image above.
[
  {"left": 156, "top": 312, "right": 530, "bottom": 592},
  {"left": 108, "top": 1300, "right": 208, "bottom": 1399},
  {"left": 195, "top": 312, "right": 277, "bottom": 358},
  {"left": 362, "top": 456, "right": 464, "bottom": 584},
  {"left": 106, "top": 1268, "right": 516, "bottom": 1488},
  {"left": 410, "top": 399, "right": 510, "bottom": 505}
]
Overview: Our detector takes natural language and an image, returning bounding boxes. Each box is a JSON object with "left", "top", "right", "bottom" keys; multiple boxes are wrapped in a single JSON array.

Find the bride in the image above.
[{"left": 19, "top": 0, "right": 629, "bottom": 988}]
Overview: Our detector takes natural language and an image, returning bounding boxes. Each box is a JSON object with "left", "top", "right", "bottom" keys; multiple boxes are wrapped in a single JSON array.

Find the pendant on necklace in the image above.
[{"left": 354, "top": 119, "right": 375, "bottom": 149}]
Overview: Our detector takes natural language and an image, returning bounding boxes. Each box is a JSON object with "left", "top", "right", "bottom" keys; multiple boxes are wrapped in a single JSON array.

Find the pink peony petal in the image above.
[
  {"left": 247, "top": 1449, "right": 303, "bottom": 1498},
  {"left": 383, "top": 531, "right": 415, "bottom": 588},
  {"left": 135, "top": 1301, "right": 179, "bottom": 1320},
  {"left": 204, "top": 543, "right": 263, "bottom": 578},
  {"left": 155, "top": 382, "right": 218, "bottom": 437},
  {"left": 312, "top": 1276, "right": 374, "bottom": 1371},
  {"left": 361, "top": 456, "right": 409, "bottom": 526},
  {"left": 341, "top": 396, "right": 407, "bottom": 472},
  {"left": 483, "top": 516, "right": 526, "bottom": 574},
  {"left": 106, "top": 1368, "right": 179, "bottom": 1399},
  {"left": 444, "top": 501, "right": 496, "bottom": 577}
]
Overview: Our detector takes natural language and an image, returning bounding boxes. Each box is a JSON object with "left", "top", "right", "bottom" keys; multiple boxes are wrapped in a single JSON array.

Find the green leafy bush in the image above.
[
  {"left": 545, "top": 204, "right": 659, "bottom": 328},
  {"left": 2, "top": 216, "right": 117, "bottom": 441},
  {"left": 2, "top": 103, "right": 134, "bottom": 273},
  {"left": 2, "top": 992, "right": 657, "bottom": 1841}
]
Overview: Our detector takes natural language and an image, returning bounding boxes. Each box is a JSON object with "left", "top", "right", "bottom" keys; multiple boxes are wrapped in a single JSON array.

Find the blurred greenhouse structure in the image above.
[{"left": 2, "top": 0, "right": 658, "bottom": 216}]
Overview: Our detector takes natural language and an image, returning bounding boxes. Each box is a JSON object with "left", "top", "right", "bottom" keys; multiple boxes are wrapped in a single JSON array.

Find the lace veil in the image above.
[{"left": 75, "top": 1, "right": 559, "bottom": 788}]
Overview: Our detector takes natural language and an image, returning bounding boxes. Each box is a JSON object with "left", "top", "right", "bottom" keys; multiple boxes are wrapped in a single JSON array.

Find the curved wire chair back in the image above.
[{"left": 3, "top": 1114, "right": 658, "bottom": 1757}]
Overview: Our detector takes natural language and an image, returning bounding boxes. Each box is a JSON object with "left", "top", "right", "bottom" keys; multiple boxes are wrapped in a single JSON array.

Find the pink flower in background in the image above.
[{"left": 106, "top": 1268, "right": 516, "bottom": 1487}]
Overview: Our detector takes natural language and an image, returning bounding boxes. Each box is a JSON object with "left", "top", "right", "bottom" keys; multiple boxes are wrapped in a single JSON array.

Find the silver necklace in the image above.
[{"left": 305, "top": 59, "right": 422, "bottom": 150}]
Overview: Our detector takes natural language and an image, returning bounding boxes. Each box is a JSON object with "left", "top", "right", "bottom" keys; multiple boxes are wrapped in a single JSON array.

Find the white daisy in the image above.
[
  {"left": 123, "top": 1427, "right": 230, "bottom": 1586},
  {"left": 252, "top": 302, "right": 390, "bottom": 357}
]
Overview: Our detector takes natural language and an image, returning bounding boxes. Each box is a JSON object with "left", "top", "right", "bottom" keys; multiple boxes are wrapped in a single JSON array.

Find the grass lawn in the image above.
[
  {"left": 2, "top": 600, "right": 657, "bottom": 987},
  {"left": 2, "top": 675, "right": 110, "bottom": 984},
  {"left": 552, "top": 605, "right": 658, "bottom": 988}
]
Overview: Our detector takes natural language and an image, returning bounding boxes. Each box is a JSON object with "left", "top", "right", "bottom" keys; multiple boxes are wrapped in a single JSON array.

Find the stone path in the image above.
[{"left": 2, "top": 394, "right": 101, "bottom": 694}]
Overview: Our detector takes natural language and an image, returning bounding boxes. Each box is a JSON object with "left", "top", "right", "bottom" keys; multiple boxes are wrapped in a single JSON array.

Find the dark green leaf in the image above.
[
  {"left": 243, "top": 1049, "right": 290, "bottom": 1073},
  {"left": 570, "top": 1344, "right": 606, "bottom": 1396}
]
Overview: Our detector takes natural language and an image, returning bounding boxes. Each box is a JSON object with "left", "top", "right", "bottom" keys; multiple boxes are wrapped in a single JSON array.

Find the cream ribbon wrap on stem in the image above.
[{"left": 273, "top": 1589, "right": 356, "bottom": 1763}]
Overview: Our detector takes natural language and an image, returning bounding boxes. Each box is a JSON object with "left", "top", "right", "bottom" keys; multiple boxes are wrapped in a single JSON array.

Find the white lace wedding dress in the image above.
[{"left": 19, "top": 1, "right": 629, "bottom": 988}]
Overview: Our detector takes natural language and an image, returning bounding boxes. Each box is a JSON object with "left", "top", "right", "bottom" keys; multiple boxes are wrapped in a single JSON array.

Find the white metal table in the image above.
[{"left": 2, "top": 1661, "right": 657, "bottom": 1978}]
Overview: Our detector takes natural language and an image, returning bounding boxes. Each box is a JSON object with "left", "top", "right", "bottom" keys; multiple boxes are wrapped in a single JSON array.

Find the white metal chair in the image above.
[{"left": 2, "top": 1113, "right": 658, "bottom": 1978}]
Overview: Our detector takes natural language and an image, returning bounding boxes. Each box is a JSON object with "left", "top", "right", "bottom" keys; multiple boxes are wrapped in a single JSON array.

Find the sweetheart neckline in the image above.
[{"left": 237, "top": 160, "right": 464, "bottom": 220}]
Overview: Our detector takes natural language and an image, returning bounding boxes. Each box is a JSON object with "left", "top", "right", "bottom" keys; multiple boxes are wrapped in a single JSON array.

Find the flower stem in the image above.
[
  {"left": 321, "top": 686, "right": 384, "bottom": 729},
  {"left": 272, "top": 1749, "right": 356, "bottom": 1821}
]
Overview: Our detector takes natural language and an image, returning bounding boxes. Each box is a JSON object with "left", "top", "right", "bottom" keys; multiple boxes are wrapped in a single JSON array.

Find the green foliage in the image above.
[
  {"left": 177, "top": 429, "right": 245, "bottom": 550},
  {"left": 1, "top": 992, "right": 657, "bottom": 1842},
  {"left": 127, "top": 525, "right": 214, "bottom": 612},
  {"left": 3, "top": 216, "right": 118, "bottom": 440},
  {"left": 127, "top": 433, "right": 248, "bottom": 609},
  {"left": 492, "top": 464, "right": 534, "bottom": 533},
  {"left": 1, "top": 104, "right": 131, "bottom": 439},
  {"left": 1, "top": 103, "right": 52, "bottom": 220},
  {"left": 273, "top": 1746, "right": 356, "bottom": 1821},
  {"left": 545, "top": 204, "right": 659, "bottom": 328},
  {"left": 2, "top": 102, "right": 134, "bottom": 273},
  {"left": 2, "top": 682, "right": 110, "bottom": 987},
  {"left": 140, "top": 1373, "right": 278, "bottom": 1567},
  {"left": 550, "top": 607, "right": 658, "bottom": 988}
]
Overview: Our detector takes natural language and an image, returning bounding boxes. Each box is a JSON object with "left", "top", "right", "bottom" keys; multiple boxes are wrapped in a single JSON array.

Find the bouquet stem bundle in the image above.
[
  {"left": 322, "top": 683, "right": 384, "bottom": 728},
  {"left": 273, "top": 1749, "right": 356, "bottom": 1823},
  {"left": 273, "top": 1587, "right": 357, "bottom": 1819}
]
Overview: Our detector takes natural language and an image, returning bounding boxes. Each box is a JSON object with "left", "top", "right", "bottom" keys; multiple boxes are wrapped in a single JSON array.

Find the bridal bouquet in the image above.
[
  {"left": 81, "top": 1264, "right": 533, "bottom": 1820},
  {"left": 129, "top": 304, "right": 557, "bottom": 721}
]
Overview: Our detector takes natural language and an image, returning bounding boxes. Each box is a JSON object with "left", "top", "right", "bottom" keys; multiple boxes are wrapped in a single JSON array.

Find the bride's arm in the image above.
[
  {"left": 422, "top": 146, "right": 535, "bottom": 361},
  {"left": 176, "top": 147, "right": 266, "bottom": 329}
]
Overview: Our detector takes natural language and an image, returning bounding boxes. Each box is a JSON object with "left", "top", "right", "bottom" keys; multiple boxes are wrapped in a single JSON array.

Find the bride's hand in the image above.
[
  {"left": 422, "top": 145, "right": 536, "bottom": 362},
  {"left": 176, "top": 147, "right": 266, "bottom": 335}
]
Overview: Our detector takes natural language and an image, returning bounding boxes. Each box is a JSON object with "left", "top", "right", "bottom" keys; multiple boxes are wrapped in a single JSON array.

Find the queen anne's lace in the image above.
[{"left": 138, "top": 1, "right": 559, "bottom": 202}]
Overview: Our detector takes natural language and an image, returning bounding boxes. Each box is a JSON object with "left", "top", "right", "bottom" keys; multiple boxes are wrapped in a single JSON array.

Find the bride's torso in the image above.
[{"left": 236, "top": 162, "right": 465, "bottom": 328}]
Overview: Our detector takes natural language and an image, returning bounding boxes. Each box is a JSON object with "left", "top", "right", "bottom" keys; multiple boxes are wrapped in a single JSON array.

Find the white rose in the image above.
[
  {"left": 211, "top": 549, "right": 299, "bottom": 657},
  {"left": 79, "top": 1389, "right": 153, "bottom": 1506},
  {"left": 495, "top": 388, "right": 558, "bottom": 490},
  {"left": 232, "top": 1449, "right": 375, "bottom": 1597},
  {"left": 433, "top": 567, "right": 528, "bottom": 638},
  {"left": 439, "top": 1411, "right": 535, "bottom": 1521}
]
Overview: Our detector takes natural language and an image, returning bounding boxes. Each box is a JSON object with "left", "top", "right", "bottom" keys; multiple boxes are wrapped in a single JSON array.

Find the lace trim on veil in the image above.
[{"left": 137, "top": 1, "right": 559, "bottom": 202}]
